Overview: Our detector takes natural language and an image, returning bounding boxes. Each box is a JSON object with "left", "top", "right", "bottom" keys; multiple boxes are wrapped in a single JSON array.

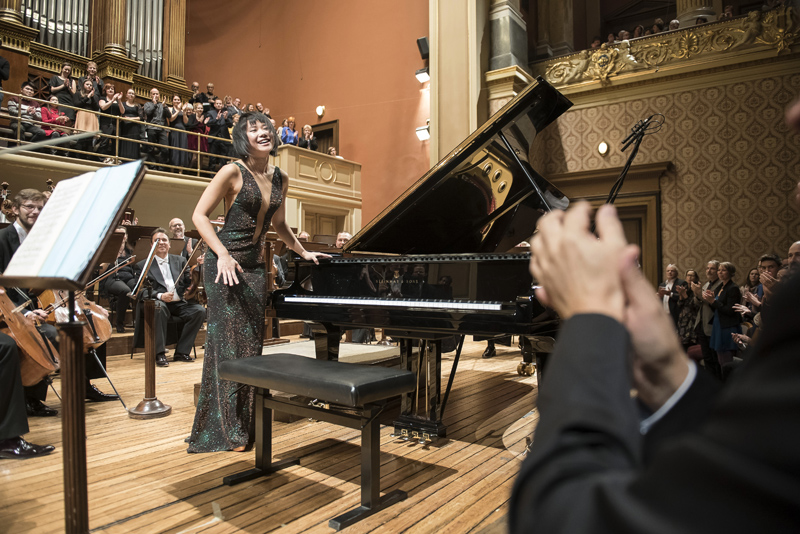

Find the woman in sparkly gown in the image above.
[{"left": 188, "top": 112, "right": 329, "bottom": 453}]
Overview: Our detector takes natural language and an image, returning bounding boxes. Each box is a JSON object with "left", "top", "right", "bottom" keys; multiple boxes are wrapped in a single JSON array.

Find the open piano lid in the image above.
[{"left": 344, "top": 77, "right": 572, "bottom": 256}]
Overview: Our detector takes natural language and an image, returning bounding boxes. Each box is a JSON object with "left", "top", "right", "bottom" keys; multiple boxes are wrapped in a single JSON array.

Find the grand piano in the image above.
[{"left": 273, "top": 77, "right": 572, "bottom": 441}]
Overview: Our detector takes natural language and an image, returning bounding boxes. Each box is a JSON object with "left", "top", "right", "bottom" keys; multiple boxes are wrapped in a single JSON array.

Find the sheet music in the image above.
[
  {"left": 3, "top": 160, "right": 144, "bottom": 282},
  {"left": 6, "top": 173, "right": 93, "bottom": 274}
]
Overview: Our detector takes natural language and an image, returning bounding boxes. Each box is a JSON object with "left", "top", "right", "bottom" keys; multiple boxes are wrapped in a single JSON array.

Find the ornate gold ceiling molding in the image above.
[{"left": 532, "top": 6, "right": 798, "bottom": 92}]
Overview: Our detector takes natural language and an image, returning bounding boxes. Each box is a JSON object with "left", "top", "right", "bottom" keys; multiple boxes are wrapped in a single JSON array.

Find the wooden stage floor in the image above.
[{"left": 0, "top": 336, "right": 540, "bottom": 533}]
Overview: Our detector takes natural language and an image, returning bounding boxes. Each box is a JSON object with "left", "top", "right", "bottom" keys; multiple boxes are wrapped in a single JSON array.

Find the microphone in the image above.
[{"left": 621, "top": 114, "right": 655, "bottom": 145}]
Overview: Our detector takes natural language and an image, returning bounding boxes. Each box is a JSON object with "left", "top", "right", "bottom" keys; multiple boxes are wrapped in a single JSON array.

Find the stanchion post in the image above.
[
  {"left": 60, "top": 290, "right": 89, "bottom": 533},
  {"left": 128, "top": 298, "right": 171, "bottom": 419}
]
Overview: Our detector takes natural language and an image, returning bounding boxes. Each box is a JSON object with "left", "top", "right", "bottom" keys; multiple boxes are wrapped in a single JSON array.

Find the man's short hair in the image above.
[
  {"left": 758, "top": 253, "right": 782, "bottom": 266},
  {"left": 231, "top": 112, "right": 280, "bottom": 158},
  {"left": 707, "top": 259, "right": 721, "bottom": 268},
  {"left": 151, "top": 227, "right": 169, "bottom": 241},
  {"left": 13, "top": 189, "right": 45, "bottom": 208},
  {"left": 20, "top": 81, "right": 34, "bottom": 91}
]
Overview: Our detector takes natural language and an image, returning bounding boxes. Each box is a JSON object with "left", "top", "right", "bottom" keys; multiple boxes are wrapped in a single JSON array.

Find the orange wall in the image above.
[{"left": 185, "top": 0, "right": 430, "bottom": 224}]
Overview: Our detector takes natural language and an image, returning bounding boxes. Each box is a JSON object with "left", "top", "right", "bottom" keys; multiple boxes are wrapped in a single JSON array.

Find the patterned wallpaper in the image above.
[{"left": 532, "top": 73, "right": 800, "bottom": 278}]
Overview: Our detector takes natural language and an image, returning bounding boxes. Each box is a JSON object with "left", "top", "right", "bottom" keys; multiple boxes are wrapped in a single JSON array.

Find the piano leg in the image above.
[
  {"left": 391, "top": 333, "right": 448, "bottom": 442},
  {"left": 311, "top": 322, "right": 341, "bottom": 361},
  {"left": 518, "top": 336, "right": 555, "bottom": 379}
]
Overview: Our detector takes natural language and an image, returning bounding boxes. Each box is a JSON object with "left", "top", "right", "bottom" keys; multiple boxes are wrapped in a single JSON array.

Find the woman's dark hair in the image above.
[{"left": 231, "top": 112, "right": 280, "bottom": 158}]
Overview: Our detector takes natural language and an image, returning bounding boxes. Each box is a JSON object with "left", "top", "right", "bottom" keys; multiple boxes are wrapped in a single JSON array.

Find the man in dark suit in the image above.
[
  {"left": 131, "top": 228, "right": 205, "bottom": 367},
  {"left": 0, "top": 189, "right": 117, "bottom": 409},
  {"left": 657, "top": 263, "right": 686, "bottom": 326},
  {"left": 0, "top": 332, "right": 55, "bottom": 459},
  {"left": 206, "top": 97, "right": 232, "bottom": 171},
  {"left": 510, "top": 200, "right": 800, "bottom": 533}
]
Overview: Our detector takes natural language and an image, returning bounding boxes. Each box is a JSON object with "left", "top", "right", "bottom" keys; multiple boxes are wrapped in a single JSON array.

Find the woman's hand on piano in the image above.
[
  {"left": 215, "top": 253, "right": 243, "bottom": 286},
  {"left": 300, "top": 250, "right": 331, "bottom": 265}
]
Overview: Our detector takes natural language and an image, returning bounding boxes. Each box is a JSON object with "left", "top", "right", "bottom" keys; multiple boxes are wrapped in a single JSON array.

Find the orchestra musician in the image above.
[
  {"left": 130, "top": 228, "right": 206, "bottom": 367},
  {"left": 0, "top": 189, "right": 118, "bottom": 407},
  {"left": 0, "top": 332, "right": 55, "bottom": 459},
  {"left": 103, "top": 226, "right": 135, "bottom": 334},
  {"left": 188, "top": 111, "right": 329, "bottom": 453},
  {"left": 168, "top": 217, "right": 197, "bottom": 260}
]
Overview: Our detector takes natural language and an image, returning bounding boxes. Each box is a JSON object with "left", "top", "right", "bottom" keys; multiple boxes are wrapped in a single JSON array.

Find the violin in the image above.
[
  {"left": 0, "top": 287, "right": 60, "bottom": 387},
  {"left": 39, "top": 289, "right": 112, "bottom": 349},
  {"left": 184, "top": 245, "right": 207, "bottom": 305}
]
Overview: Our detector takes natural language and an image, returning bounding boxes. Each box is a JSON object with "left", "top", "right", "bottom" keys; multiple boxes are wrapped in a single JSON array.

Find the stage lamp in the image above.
[
  {"left": 415, "top": 67, "right": 430, "bottom": 83},
  {"left": 416, "top": 120, "right": 430, "bottom": 141}
]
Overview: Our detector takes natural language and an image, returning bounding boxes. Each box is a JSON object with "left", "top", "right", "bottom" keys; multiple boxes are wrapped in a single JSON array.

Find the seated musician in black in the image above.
[
  {"left": 103, "top": 226, "right": 135, "bottom": 333},
  {"left": 169, "top": 217, "right": 198, "bottom": 260},
  {"left": 130, "top": 228, "right": 206, "bottom": 367},
  {"left": 0, "top": 331, "right": 55, "bottom": 459},
  {"left": 0, "top": 189, "right": 117, "bottom": 413}
]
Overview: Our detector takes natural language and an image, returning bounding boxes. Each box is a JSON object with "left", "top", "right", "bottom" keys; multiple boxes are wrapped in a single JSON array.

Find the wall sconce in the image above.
[
  {"left": 415, "top": 67, "right": 430, "bottom": 83},
  {"left": 598, "top": 141, "right": 609, "bottom": 156},
  {"left": 416, "top": 119, "right": 430, "bottom": 141},
  {"left": 315, "top": 105, "right": 325, "bottom": 118}
]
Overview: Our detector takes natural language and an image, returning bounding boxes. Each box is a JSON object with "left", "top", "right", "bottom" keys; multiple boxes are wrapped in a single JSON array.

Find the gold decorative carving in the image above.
[
  {"left": 536, "top": 6, "right": 799, "bottom": 87},
  {"left": 29, "top": 43, "right": 89, "bottom": 76},
  {"left": 132, "top": 74, "right": 192, "bottom": 101},
  {"left": 0, "top": 18, "right": 38, "bottom": 55}
]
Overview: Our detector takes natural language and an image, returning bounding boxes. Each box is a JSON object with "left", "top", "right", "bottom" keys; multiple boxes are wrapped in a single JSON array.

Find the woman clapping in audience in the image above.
[
  {"left": 703, "top": 261, "right": 742, "bottom": 367},
  {"left": 676, "top": 268, "right": 700, "bottom": 351},
  {"left": 280, "top": 116, "right": 298, "bottom": 145}
]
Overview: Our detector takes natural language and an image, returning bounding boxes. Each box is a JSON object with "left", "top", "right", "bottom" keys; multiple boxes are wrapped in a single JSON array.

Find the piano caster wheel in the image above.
[{"left": 517, "top": 362, "right": 534, "bottom": 377}]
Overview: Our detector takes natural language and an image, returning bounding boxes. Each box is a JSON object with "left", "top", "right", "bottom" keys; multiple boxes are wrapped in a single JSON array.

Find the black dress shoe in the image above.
[
  {"left": 0, "top": 437, "right": 55, "bottom": 459},
  {"left": 156, "top": 353, "right": 169, "bottom": 367},
  {"left": 85, "top": 383, "right": 119, "bottom": 402},
  {"left": 482, "top": 346, "right": 496, "bottom": 359},
  {"left": 173, "top": 353, "right": 193, "bottom": 363},
  {"left": 25, "top": 398, "right": 58, "bottom": 417},
  {"left": 116, "top": 325, "right": 126, "bottom": 334}
]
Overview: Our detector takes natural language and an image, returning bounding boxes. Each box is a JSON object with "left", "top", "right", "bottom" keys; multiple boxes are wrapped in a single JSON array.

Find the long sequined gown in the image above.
[{"left": 188, "top": 162, "right": 283, "bottom": 452}]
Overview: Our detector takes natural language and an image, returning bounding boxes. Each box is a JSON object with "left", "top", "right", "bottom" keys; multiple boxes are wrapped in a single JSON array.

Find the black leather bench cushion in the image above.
[{"left": 219, "top": 354, "right": 416, "bottom": 407}]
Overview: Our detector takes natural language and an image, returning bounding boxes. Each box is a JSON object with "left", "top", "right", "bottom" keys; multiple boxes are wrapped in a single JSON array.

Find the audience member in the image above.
[
  {"left": 167, "top": 94, "right": 190, "bottom": 171},
  {"left": 675, "top": 269, "right": 700, "bottom": 351},
  {"left": 206, "top": 97, "right": 232, "bottom": 171},
  {"left": 298, "top": 124, "right": 318, "bottom": 151},
  {"left": 695, "top": 17, "right": 708, "bottom": 24},
  {"left": 718, "top": 5, "right": 734, "bottom": 19},
  {"left": 49, "top": 61, "right": 76, "bottom": 121},
  {"left": 669, "top": 19, "right": 680, "bottom": 30},
  {"left": 188, "top": 81, "right": 208, "bottom": 111},
  {"left": 590, "top": 36, "right": 602, "bottom": 48},
  {"left": 186, "top": 102, "right": 210, "bottom": 170},
  {"left": 789, "top": 240, "right": 800, "bottom": 269},
  {"left": 117, "top": 88, "right": 142, "bottom": 161},
  {"left": 0, "top": 52, "right": 8, "bottom": 106},
  {"left": 41, "top": 95, "right": 70, "bottom": 154},
  {"left": 691, "top": 259, "right": 723, "bottom": 378},
  {"left": 328, "top": 146, "right": 343, "bottom": 158},
  {"left": 509, "top": 199, "right": 800, "bottom": 533},
  {"left": 97, "top": 83, "right": 122, "bottom": 162},
  {"left": 78, "top": 60, "right": 104, "bottom": 96},
  {"left": 203, "top": 82, "right": 216, "bottom": 113},
  {"left": 657, "top": 263, "right": 686, "bottom": 327},
  {"left": 702, "top": 261, "right": 742, "bottom": 368},
  {"left": 143, "top": 88, "right": 170, "bottom": 168},
  {"left": 281, "top": 116, "right": 299, "bottom": 145},
  {"left": 230, "top": 97, "right": 243, "bottom": 116},
  {"left": 633, "top": 24, "right": 645, "bottom": 37},
  {"left": 245, "top": 103, "right": 256, "bottom": 113},
  {"left": 740, "top": 267, "right": 760, "bottom": 310},
  {"left": 73, "top": 77, "right": 100, "bottom": 158},
  {"left": 7, "top": 81, "right": 47, "bottom": 144}
]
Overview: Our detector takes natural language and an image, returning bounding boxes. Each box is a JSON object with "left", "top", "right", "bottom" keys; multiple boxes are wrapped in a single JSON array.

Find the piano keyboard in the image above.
[{"left": 283, "top": 296, "right": 503, "bottom": 311}]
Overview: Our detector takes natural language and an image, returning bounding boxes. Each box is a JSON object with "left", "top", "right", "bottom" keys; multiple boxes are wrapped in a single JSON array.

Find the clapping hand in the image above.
[
  {"left": 744, "top": 291, "right": 761, "bottom": 308},
  {"left": 702, "top": 289, "right": 715, "bottom": 304},
  {"left": 676, "top": 284, "right": 688, "bottom": 299},
  {"left": 760, "top": 271, "right": 777, "bottom": 296},
  {"left": 690, "top": 281, "right": 703, "bottom": 298},
  {"left": 733, "top": 303, "right": 750, "bottom": 317}
]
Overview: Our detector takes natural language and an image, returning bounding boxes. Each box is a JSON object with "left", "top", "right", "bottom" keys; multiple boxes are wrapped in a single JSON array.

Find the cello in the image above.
[{"left": 0, "top": 287, "right": 60, "bottom": 387}]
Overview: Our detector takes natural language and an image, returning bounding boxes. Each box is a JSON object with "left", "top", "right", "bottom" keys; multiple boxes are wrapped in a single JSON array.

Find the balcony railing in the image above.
[{"left": 0, "top": 91, "right": 234, "bottom": 177}]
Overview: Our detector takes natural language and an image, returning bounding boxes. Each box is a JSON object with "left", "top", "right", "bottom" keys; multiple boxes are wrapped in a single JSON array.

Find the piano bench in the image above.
[{"left": 219, "top": 354, "right": 416, "bottom": 531}]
